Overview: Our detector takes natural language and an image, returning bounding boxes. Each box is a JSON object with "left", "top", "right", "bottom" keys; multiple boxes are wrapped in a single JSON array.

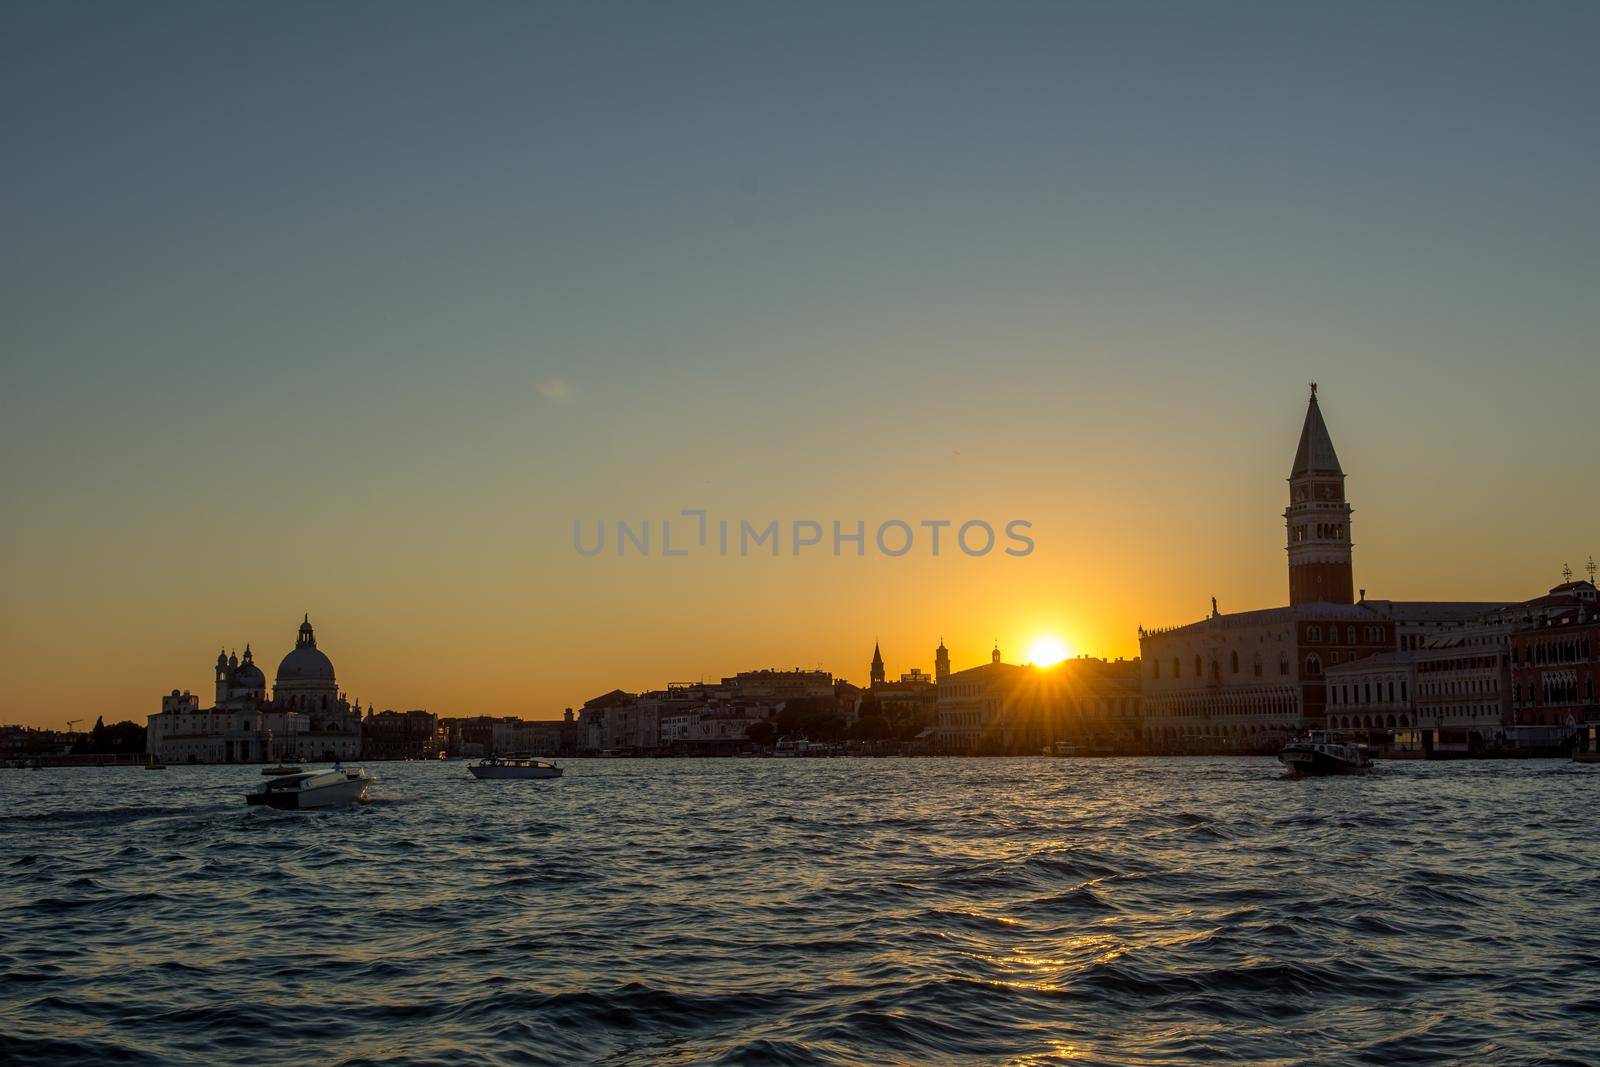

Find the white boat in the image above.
[
  {"left": 1279, "top": 733, "right": 1371, "bottom": 776},
  {"left": 468, "top": 756, "right": 563, "bottom": 780},
  {"left": 246, "top": 766, "right": 372, "bottom": 809}
]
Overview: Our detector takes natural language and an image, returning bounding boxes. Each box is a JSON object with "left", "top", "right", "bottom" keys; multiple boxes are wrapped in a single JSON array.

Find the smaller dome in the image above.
[{"left": 235, "top": 662, "right": 267, "bottom": 689}]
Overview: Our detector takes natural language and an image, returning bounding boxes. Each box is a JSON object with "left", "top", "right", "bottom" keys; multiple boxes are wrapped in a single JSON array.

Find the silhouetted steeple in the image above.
[
  {"left": 1290, "top": 382, "right": 1343, "bottom": 477},
  {"left": 870, "top": 641, "right": 885, "bottom": 687},
  {"left": 1285, "top": 383, "right": 1354, "bottom": 605}
]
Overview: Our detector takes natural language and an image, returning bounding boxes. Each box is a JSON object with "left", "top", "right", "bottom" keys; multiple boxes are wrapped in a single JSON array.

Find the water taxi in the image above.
[
  {"left": 468, "top": 756, "right": 564, "bottom": 780},
  {"left": 1279, "top": 732, "right": 1371, "bottom": 776},
  {"left": 246, "top": 766, "right": 372, "bottom": 809}
]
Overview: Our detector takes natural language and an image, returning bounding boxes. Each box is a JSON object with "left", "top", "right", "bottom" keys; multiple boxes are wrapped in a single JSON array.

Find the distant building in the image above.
[
  {"left": 146, "top": 617, "right": 363, "bottom": 764},
  {"left": 935, "top": 646, "right": 1025, "bottom": 752},
  {"left": 935, "top": 647, "right": 1142, "bottom": 754},
  {"left": 576, "top": 689, "right": 637, "bottom": 753},
  {"left": 1325, "top": 651, "right": 1416, "bottom": 734},
  {"left": 519, "top": 708, "right": 583, "bottom": 757},
  {"left": 1510, "top": 580, "right": 1599, "bottom": 727},
  {"left": 363, "top": 709, "right": 442, "bottom": 760},
  {"left": 1413, "top": 621, "right": 1518, "bottom": 743},
  {"left": 0, "top": 725, "right": 83, "bottom": 759},
  {"left": 722, "top": 669, "right": 833, "bottom": 703}
]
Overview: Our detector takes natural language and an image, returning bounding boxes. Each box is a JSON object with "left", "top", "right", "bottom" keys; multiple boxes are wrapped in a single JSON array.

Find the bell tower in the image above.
[{"left": 1285, "top": 383, "right": 1354, "bottom": 605}]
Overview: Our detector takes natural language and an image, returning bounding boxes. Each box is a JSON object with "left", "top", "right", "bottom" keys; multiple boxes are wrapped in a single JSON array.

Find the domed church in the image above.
[
  {"left": 274, "top": 615, "right": 342, "bottom": 714},
  {"left": 149, "top": 615, "right": 365, "bottom": 764}
]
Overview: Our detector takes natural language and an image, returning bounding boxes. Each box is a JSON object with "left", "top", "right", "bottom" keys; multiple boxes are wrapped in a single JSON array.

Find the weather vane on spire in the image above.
[{"left": 1309, "top": 381, "right": 1318, "bottom": 399}]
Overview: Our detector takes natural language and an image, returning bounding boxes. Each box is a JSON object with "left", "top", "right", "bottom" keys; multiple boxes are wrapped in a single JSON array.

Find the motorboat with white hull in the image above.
[
  {"left": 468, "top": 756, "right": 563, "bottom": 780},
  {"left": 246, "top": 767, "right": 372, "bottom": 809},
  {"left": 1279, "top": 733, "right": 1371, "bottom": 776}
]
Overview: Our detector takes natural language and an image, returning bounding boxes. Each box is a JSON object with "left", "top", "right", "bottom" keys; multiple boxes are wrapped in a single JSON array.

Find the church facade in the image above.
[
  {"left": 1139, "top": 387, "right": 1507, "bottom": 752},
  {"left": 146, "top": 616, "right": 364, "bottom": 764}
]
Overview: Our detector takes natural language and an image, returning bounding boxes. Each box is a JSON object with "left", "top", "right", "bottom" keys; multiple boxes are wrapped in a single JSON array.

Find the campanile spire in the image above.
[{"left": 1285, "top": 385, "right": 1353, "bottom": 604}]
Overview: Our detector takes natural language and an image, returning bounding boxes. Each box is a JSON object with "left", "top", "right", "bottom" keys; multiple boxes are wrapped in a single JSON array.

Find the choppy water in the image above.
[{"left": 2, "top": 758, "right": 1598, "bottom": 1066}]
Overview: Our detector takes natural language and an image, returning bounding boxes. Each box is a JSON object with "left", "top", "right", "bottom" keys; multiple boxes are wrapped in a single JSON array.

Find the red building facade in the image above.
[{"left": 1510, "top": 586, "right": 1599, "bottom": 727}]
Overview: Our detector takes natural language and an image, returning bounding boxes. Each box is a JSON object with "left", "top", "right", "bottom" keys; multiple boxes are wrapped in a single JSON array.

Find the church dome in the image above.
[
  {"left": 276, "top": 646, "right": 334, "bottom": 682},
  {"left": 276, "top": 615, "right": 336, "bottom": 684},
  {"left": 234, "top": 645, "right": 266, "bottom": 690}
]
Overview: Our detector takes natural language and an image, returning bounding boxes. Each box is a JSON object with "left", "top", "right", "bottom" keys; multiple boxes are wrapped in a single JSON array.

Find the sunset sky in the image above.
[{"left": 3, "top": 3, "right": 1596, "bottom": 727}]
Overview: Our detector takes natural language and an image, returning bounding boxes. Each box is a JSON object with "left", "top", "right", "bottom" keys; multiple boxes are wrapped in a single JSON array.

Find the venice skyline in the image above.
[{"left": 4, "top": 3, "right": 1597, "bottom": 728}]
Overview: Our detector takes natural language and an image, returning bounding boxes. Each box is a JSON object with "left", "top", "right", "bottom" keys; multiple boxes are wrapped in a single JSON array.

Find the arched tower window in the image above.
[{"left": 1306, "top": 653, "right": 1322, "bottom": 676}]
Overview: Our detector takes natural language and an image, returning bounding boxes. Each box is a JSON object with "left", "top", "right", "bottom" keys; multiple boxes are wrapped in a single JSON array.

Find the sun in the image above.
[{"left": 1026, "top": 635, "right": 1071, "bottom": 667}]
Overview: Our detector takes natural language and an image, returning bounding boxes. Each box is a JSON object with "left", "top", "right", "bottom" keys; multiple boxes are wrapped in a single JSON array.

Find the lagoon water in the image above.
[{"left": 2, "top": 757, "right": 1598, "bottom": 1066}]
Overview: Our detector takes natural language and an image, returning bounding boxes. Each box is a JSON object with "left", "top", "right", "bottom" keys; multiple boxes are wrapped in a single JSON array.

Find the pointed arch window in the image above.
[{"left": 1305, "top": 653, "right": 1322, "bottom": 676}]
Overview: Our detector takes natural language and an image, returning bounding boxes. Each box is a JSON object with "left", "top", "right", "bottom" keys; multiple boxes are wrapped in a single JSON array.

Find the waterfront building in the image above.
[
  {"left": 678, "top": 709, "right": 762, "bottom": 753},
  {"left": 874, "top": 668, "right": 937, "bottom": 716},
  {"left": 1138, "top": 388, "right": 1510, "bottom": 752},
  {"left": 362, "top": 709, "right": 443, "bottom": 760},
  {"left": 441, "top": 715, "right": 530, "bottom": 757},
  {"left": 934, "top": 652, "right": 1020, "bottom": 752},
  {"left": 1413, "top": 621, "right": 1518, "bottom": 744},
  {"left": 146, "top": 616, "right": 363, "bottom": 764},
  {"left": 519, "top": 708, "right": 583, "bottom": 757},
  {"left": 1325, "top": 651, "right": 1416, "bottom": 734},
  {"left": 1510, "top": 580, "right": 1599, "bottom": 727},
  {"left": 576, "top": 689, "right": 637, "bottom": 753},
  {"left": 1044, "top": 657, "right": 1143, "bottom": 753},
  {"left": 935, "top": 648, "right": 1143, "bottom": 754},
  {"left": 0, "top": 725, "right": 85, "bottom": 759},
  {"left": 722, "top": 669, "right": 834, "bottom": 703},
  {"left": 833, "top": 680, "right": 866, "bottom": 724},
  {"left": 861, "top": 644, "right": 940, "bottom": 738}
]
